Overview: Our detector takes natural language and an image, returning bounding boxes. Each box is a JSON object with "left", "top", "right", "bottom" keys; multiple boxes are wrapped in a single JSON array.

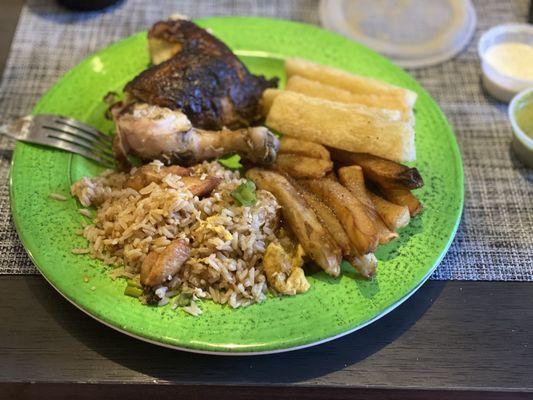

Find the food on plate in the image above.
[
  {"left": 274, "top": 154, "right": 333, "bottom": 179},
  {"left": 285, "top": 58, "right": 417, "bottom": 108},
  {"left": 141, "top": 239, "right": 190, "bottom": 286},
  {"left": 378, "top": 187, "right": 423, "bottom": 217},
  {"left": 349, "top": 253, "right": 378, "bottom": 278},
  {"left": 265, "top": 90, "right": 416, "bottom": 162},
  {"left": 68, "top": 18, "right": 427, "bottom": 315},
  {"left": 298, "top": 188, "right": 351, "bottom": 256},
  {"left": 246, "top": 168, "right": 342, "bottom": 277},
  {"left": 262, "top": 89, "right": 402, "bottom": 122},
  {"left": 111, "top": 103, "right": 279, "bottom": 170},
  {"left": 72, "top": 160, "right": 282, "bottom": 309},
  {"left": 263, "top": 242, "right": 310, "bottom": 295},
  {"left": 299, "top": 178, "right": 378, "bottom": 256},
  {"left": 367, "top": 192, "right": 411, "bottom": 231},
  {"left": 338, "top": 166, "right": 398, "bottom": 244},
  {"left": 284, "top": 75, "right": 413, "bottom": 123},
  {"left": 331, "top": 149, "right": 423, "bottom": 190},
  {"left": 279, "top": 137, "right": 330, "bottom": 160},
  {"left": 124, "top": 18, "right": 278, "bottom": 130}
]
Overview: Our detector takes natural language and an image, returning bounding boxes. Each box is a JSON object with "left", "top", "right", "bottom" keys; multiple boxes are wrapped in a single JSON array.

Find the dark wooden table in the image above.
[{"left": 1, "top": 2, "right": 532, "bottom": 399}]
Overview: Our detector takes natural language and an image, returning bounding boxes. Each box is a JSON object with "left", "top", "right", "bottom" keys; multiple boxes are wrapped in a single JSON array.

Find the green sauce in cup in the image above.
[{"left": 515, "top": 100, "right": 533, "bottom": 139}]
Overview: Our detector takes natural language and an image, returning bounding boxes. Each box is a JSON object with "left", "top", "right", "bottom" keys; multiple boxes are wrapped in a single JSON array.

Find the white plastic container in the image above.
[
  {"left": 509, "top": 88, "right": 533, "bottom": 168},
  {"left": 478, "top": 24, "right": 533, "bottom": 103}
]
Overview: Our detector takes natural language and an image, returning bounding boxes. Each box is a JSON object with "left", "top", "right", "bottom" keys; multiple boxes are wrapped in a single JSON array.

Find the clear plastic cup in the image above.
[
  {"left": 478, "top": 24, "right": 533, "bottom": 103},
  {"left": 509, "top": 87, "right": 533, "bottom": 168}
]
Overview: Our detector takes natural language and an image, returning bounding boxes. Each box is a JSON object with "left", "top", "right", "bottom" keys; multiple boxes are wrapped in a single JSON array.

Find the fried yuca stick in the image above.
[
  {"left": 299, "top": 178, "right": 378, "bottom": 255},
  {"left": 275, "top": 154, "right": 333, "bottom": 179},
  {"left": 285, "top": 58, "right": 417, "bottom": 108},
  {"left": 286, "top": 75, "right": 413, "bottom": 124},
  {"left": 379, "top": 187, "right": 423, "bottom": 217},
  {"left": 279, "top": 136, "right": 330, "bottom": 160},
  {"left": 246, "top": 168, "right": 342, "bottom": 276},
  {"left": 330, "top": 149, "right": 424, "bottom": 190},
  {"left": 266, "top": 91, "right": 416, "bottom": 162},
  {"left": 263, "top": 88, "right": 402, "bottom": 122},
  {"left": 338, "top": 166, "right": 398, "bottom": 244},
  {"left": 367, "top": 191, "right": 410, "bottom": 230}
]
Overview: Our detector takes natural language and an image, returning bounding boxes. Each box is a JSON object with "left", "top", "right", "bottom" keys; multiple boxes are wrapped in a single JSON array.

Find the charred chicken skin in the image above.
[{"left": 124, "top": 19, "right": 278, "bottom": 130}]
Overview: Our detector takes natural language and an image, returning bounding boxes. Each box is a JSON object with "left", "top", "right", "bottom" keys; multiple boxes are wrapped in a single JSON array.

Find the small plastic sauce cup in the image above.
[
  {"left": 509, "top": 88, "right": 533, "bottom": 168},
  {"left": 478, "top": 24, "right": 533, "bottom": 103}
]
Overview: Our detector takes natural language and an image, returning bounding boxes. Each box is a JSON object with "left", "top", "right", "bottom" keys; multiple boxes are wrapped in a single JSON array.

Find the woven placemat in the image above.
[{"left": 0, "top": 0, "right": 531, "bottom": 279}]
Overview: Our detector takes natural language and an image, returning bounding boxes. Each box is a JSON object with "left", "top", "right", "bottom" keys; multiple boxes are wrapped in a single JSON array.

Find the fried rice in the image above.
[{"left": 70, "top": 160, "right": 281, "bottom": 310}]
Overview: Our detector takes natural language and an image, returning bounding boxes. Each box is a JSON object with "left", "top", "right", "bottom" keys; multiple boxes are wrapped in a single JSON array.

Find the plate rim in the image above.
[{"left": 9, "top": 16, "right": 465, "bottom": 354}]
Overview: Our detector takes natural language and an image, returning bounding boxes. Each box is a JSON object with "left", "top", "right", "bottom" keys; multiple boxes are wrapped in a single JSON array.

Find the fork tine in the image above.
[
  {"left": 53, "top": 115, "right": 112, "bottom": 142},
  {"left": 45, "top": 134, "right": 115, "bottom": 167},
  {"left": 42, "top": 125, "right": 115, "bottom": 158}
]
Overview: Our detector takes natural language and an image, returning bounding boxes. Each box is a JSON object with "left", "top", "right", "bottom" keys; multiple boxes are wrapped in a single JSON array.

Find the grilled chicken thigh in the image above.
[{"left": 124, "top": 19, "right": 278, "bottom": 130}]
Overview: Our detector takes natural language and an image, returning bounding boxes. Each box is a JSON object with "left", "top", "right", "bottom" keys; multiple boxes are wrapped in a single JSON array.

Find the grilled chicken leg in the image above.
[{"left": 112, "top": 103, "right": 279, "bottom": 170}]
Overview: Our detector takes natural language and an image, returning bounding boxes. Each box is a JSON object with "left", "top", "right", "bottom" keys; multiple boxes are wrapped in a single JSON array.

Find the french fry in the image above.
[
  {"left": 285, "top": 58, "right": 417, "bottom": 108},
  {"left": 367, "top": 191, "right": 410, "bottom": 230},
  {"left": 338, "top": 165, "right": 398, "bottom": 244},
  {"left": 299, "top": 178, "right": 378, "bottom": 255},
  {"left": 374, "top": 217, "right": 399, "bottom": 244},
  {"left": 246, "top": 168, "right": 342, "bottom": 276},
  {"left": 337, "top": 165, "right": 375, "bottom": 211},
  {"left": 349, "top": 253, "right": 378, "bottom": 278},
  {"left": 275, "top": 154, "right": 333, "bottom": 179},
  {"left": 299, "top": 188, "right": 352, "bottom": 256},
  {"left": 279, "top": 136, "right": 330, "bottom": 160},
  {"left": 379, "top": 187, "right": 423, "bottom": 217},
  {"left": 331, "top": 149, "right": 424, "bottom": 189},
  {"left": 286, "top": 75, "right": 413, "bottom": 123},
  {"left": 266, "top": 91, "right": 416, "bottom": 162}
]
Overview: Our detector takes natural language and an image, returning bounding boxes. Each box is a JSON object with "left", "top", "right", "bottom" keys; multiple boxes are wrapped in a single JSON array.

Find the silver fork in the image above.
[{"left": 0, "top": 114, "right": 115, "bottom": 168}]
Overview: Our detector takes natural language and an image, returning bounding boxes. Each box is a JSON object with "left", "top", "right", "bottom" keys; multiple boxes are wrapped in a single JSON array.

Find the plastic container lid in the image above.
[{"left": 319, "top": 0, "right": 477, "bottom": 68}]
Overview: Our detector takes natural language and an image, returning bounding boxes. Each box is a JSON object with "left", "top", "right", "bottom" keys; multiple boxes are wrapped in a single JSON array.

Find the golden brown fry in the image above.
[
  {"left": 279, "top": 136, "right": 331, "bottom": 160},
  {"left": 375, "top": 217, "right": 399, "bottom": 244},
  {"left": 246, "top": 168, "right": 342, "bottom": 276},
  {"left": 298, "top": 188, "right": 352, "bottom": 256},
  {"left": 367, "top": 191, "right": 410, "bottom": 230},
  {"left": 379, "top": 187, "right": 423, "bottom": 217},
  {"left": 349, "top": 253, "right": 378, "bottom": 278},
  {"left": 338, "top": 166, "right": 398, "bottom": 244},
  {"left": 331, "top": 149, "right": 424, "bottom": 190},
  {"left": 275, "top": 154, "right": 333, "bottom": 179},
  {"left": 300, "top": 178, "right": 378, "bottom": 255},
  {"left": 337, "top": 165, "right": 375, "bottom": 211}
]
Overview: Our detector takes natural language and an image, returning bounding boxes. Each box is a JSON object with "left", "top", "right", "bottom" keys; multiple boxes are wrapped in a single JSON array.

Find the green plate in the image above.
[{"left": 10, "top": 17, "right": 463, "bottom": 354}]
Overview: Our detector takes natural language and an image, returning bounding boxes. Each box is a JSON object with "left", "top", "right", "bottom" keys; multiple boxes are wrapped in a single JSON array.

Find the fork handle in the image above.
[{"left": 0, "top": 115, "right": 34, "bottom": 141}]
